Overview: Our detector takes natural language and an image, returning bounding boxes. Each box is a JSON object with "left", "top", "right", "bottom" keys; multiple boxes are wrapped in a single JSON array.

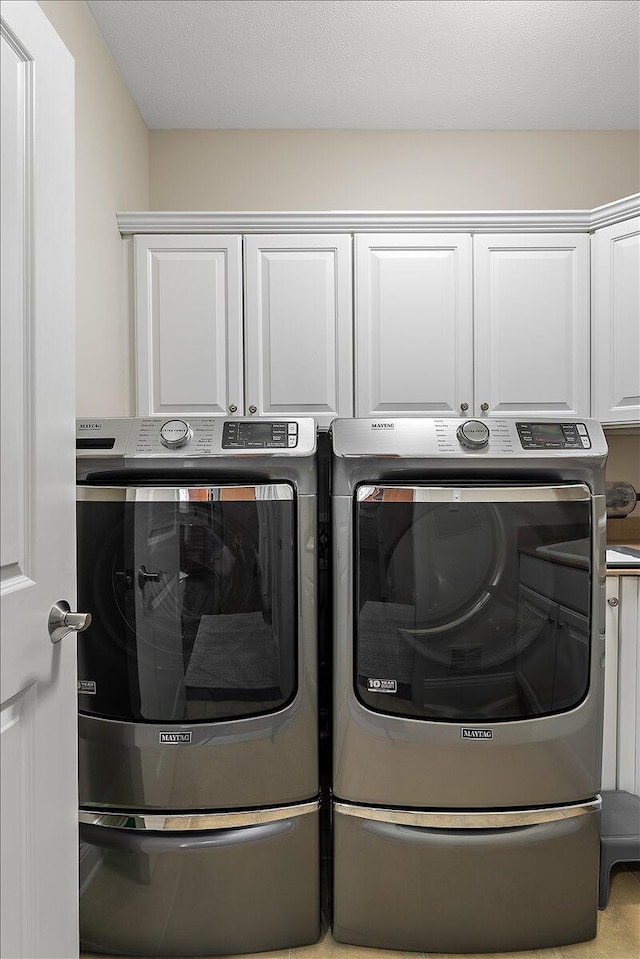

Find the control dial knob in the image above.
[
  {"left": 159, "top": 419, "right": 193, "bottom": 449},
  {"left": 457, "top": 419, "right": 490, "bottom": 450}
]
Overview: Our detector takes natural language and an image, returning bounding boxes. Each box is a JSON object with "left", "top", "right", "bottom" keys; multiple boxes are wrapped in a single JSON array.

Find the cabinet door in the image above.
[
  {"left": 593, "top": 217, "right": 640, "bottom": 424},
  {"left": 617, "top": 576, "right": 640, "bottom": 797},
  {"left": 355, "top": 234, "right": 473, "bottom": 417},
  {"left": 244, "top": 235, "right": 352, "bottom": 429},
  {"left": 474, "top": 235, "right": 590, "bottom": 418},
  {"left": 135, "top": 235, "right": 243, "bottom": 416},
  {"left": 602, "top": 578, "right": 620, "bottom": 790}
]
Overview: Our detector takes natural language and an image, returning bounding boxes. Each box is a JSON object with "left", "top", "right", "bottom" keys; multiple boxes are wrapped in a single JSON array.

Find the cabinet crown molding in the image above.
[{"left": 116, "top": 194, "right": 640, "bottom": 236}]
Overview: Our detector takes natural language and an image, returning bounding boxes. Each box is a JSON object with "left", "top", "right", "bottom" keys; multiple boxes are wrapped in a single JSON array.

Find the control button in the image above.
[
  {"left": 577, "top": 424, "right": 588, "bottom": 435},
  {"left": 581, "top": 436, "right": 591, "bottom": 448},
  {"left": 456, "top": 420, "right": 490, "bottom": 450},
  {"left": 287, "top": 436, "right": 297, "bottom": 447},
  {"left": 159, "top": 419, "right": 193, "bottom": 449},
  {"left": 288, "top": 423, "right": 297, "bottom": 434}
]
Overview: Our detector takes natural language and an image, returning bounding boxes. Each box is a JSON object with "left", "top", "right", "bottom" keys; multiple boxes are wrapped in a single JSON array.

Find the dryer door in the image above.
[
  {"left": 355, "top": 484, "right": 592, "bottom": 722},
  {"left": 77, "top": 484, "right": 296, "bottom": 722}
]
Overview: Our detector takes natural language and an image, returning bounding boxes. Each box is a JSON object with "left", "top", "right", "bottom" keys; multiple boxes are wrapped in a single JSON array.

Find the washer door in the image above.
[
  {"left": 355, "top": 484, "right": 592, "bottom": 721},
  {"left": 77, "top": 484, "right": 296, "bottom": 723}
]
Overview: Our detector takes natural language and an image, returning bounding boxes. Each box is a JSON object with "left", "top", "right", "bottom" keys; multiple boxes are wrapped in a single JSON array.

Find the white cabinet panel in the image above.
[
  {"left": 135, "top": 235, "right": 243, "bottom": 415},
  {"left": 355, "top": 235, "right": 473, "bottom": 416},
  {"left": 617, "top": 576, "right": 640, "bottom": 797},
  {"left": 245, "top": 235, "right": 352, "bottom": 428},
  {"left": 474, "top": 235, "right": 590, "bottom": 418},
  {"left": 602, "top": 578, "right": 620, "bottom": 790},
  {"left": 593, "top": 218, "right": 640, "bottom": 424}
]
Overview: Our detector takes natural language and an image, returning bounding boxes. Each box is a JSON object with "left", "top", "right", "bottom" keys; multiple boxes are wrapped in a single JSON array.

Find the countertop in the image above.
[
  {"left": 606, "top": 544, "right": 640, "bottom": 576},
  {"left": 607, "top": 516, "right": 640, "bottom": 575}
]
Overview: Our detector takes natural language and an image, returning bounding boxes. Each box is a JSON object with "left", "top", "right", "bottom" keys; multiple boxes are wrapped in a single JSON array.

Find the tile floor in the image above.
[{"left": 82, "top": 865, "right": 639, "bottom": 959}]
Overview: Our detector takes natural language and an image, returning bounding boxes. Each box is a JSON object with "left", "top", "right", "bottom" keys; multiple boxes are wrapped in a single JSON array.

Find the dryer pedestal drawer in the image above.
[
  {"left": 79, "top": 805, "right": 320, "bottom": 957},
  {"left": 333, "top": 802, "right": 599, "bottom": 953}
]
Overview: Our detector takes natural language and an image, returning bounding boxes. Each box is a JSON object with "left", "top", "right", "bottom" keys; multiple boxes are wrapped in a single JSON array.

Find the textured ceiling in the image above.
[{"left": 85, "top": 0, "right": 640, "bottom": 129}]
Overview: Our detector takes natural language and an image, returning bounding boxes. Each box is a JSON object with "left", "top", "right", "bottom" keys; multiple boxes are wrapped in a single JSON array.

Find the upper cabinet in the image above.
[
  {"left": 135, "top": 235, "right": 243, "bottom": 415},
  {"left": 474, "top": 234, "right": 590, "bottom": 418},
  {"left": 593, "top": 217, "right": 640, "bottom": 425},
  {"left": 126, "top": 198, "right": 638, "bottom": 428},
  {"left": 355, "top": 235, "right": 473, "bottom": 417},
  {"left": 244, "top": 235, "right": 353, "bottom": 429}
]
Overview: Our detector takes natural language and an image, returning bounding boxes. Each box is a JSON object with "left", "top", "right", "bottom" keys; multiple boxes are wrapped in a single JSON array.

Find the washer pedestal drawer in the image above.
[
  {"left": 79, "top": 804, "right": 320, "bottom": 957},
  {"left": 333, "top": 801, "right": 599, "bottom": 953}
]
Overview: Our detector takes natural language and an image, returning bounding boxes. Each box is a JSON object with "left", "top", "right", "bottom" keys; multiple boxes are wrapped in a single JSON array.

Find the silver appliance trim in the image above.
[
  {"left": 79, "top": 800, "right": 319, "bottom": 831},
  {"left": 356, "top": 483, "right": 591, "bottom": 504},
  {"left": 334, "top": 798, "right": 601, "bottom": 829},
  {"left": 76, "top": 484, "right": 294, "bottom": 502}
]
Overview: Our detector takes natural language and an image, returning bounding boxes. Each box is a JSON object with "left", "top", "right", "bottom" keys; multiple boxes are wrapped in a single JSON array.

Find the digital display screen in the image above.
[
  {"left": 238, "top": 423, "right": 276, "bottom": 441},
  {"left": 530, "top": 423, "right": 564, "bottom": 441}
]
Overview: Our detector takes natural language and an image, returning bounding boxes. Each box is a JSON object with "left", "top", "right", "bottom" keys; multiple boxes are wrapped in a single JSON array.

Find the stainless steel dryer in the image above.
[
  {"left": 76, "top": 416, "right": 320, "bottom": 957},
  {"left": 331, "top": 416, "right": 607, "bottom": 954}
]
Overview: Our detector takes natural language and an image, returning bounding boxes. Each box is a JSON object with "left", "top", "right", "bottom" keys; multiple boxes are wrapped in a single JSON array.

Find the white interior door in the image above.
[{"left": 0, "top": 3, "right": 77, "bottom": 957}]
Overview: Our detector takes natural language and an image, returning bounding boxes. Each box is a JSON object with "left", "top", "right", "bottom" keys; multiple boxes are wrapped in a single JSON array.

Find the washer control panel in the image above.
[
  {"left": 222, "top": 420, "right": 298, "bottom": 449},
  {"left": 130, "top": 418, "right": 217, "bottom": 454},
  {"left": 159, "top": 419, "right": 193, "bottom": 449},
  {"left": 456, "top": 420, "right": 490, "bottom": 450},
  {"left": 433, "top": 418, "right": 515, "bottom": 454},
  {"left": 517, "top": 422, "right": 591, "bottom": 450},
  {"left": 77, "top": 418, "right": 315, "bottom": 459}
]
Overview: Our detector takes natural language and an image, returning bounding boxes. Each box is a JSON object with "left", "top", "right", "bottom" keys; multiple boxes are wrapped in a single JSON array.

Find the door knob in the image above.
[
  {"left": 480, "top": 402, "right": 490, "bottom": 412},
  {"left": 137, "top": 565, "right": 163, "bottom": 590},
  {"left": 48, "top": 600, "right": 92, "bottom": 644},
  {"left": 248, "top": 405, "right": 257, "bottom": 414},
  {"left": 228, "top": 404, "right": 238, "bottom": 413},
  {"left": 460, "top": 402, "right": 469, "bottom": 412}
]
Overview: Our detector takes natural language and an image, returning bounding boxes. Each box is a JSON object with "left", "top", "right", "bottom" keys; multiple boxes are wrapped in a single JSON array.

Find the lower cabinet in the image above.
[
  {"left": 517, "top": 584, "right": 589, "bottom": 713},
  {"left": 604, "top": 575, "right": 640, "bottom": 796}
]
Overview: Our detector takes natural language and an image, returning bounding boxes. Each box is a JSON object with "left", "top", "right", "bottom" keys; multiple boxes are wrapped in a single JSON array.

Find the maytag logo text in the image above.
[
  {"left": 461, "top": 727, "right": 493, "bottom": 740},
  {"left": 371, "top": 422, "right": 395, "bottom": 430}
]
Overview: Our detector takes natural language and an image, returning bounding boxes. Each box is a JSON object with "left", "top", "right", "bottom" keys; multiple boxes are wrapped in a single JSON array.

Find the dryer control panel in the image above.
[
  {"left": 222, "top": 420, "right": 298, "bottom": 449},
  {"left": 517, "top": 422, "right": 591, "bottom": 450}
]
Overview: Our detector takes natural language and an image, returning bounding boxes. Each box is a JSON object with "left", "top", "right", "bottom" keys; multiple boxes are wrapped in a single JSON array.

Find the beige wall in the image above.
[
  {"left": 605, "top": 432, "right": 640, "bottom": 519},
  {"left": 149, "top": 131, "right": 639, "bottom": 211},
  {"left": 39, "top": 0, "right": 149, "bottom": 417}
]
